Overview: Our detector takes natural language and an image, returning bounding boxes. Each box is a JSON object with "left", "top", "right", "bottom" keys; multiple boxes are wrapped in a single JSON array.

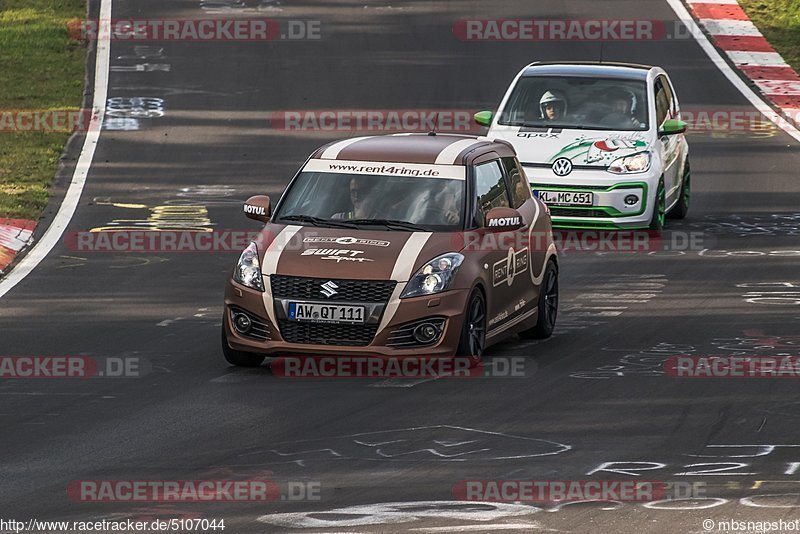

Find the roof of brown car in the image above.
[{"left": 310, "top": 133, "right": 516, "bottom": 165}]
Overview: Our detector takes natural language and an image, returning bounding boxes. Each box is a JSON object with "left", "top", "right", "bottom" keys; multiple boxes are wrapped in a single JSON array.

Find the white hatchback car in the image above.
[{"left": 476, "top": 62, "right": 690, "bottom": 230}]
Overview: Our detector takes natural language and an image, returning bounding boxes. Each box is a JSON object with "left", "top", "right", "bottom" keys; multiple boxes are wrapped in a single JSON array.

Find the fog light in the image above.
[
  {"left": 233, "top": 313, "right": 252, "bottom": 334},
  {"left": 624, "top": 194, "right": 639, "bottom": 206},
  {"left": 413, "top": 323, "right": 439, "bottom": 344}
]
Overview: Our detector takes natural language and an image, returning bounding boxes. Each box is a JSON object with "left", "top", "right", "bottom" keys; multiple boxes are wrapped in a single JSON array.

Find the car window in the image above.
[
  {"left": 474, "top": 160, "right": 510, "bottom": 226},
  {"left": 654, "top": 78, "right": 670, "bottom": 127},
  {"left": 659, "top": 75, "right": 676, "bottom": 117},
  {"left": 275, "top": 171, "right": 465, "bottom": 231},
  {"left": 501, "top": 157, "right": 530, "bottom": 209},
  {"left": 497, "top": 76, "right": 649, "bottom": 131}
]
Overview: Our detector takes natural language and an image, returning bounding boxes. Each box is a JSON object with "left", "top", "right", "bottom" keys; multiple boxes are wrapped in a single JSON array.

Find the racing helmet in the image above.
[
  {"left": 539, "top": 91, "right": 567, "bottom": 118},
  {"left": 605, "top": 87, "right": 638, "bottom": 115}
]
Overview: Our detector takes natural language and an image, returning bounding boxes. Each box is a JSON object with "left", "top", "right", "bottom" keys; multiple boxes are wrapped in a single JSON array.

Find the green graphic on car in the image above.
[{"left": 548, "top": 137, "right": 648, "bottom": 165}]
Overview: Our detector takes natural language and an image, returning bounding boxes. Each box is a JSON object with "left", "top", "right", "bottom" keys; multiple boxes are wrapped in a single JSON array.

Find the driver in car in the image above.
[
  {"left": 332, "top": 176, "right": 375, "bottom": 219},
  {"left": 602, "top": 88, "right": 640, "bottom": 128},
  {"left": 539, "top": 91, "right": 567, "bottom": 121}
]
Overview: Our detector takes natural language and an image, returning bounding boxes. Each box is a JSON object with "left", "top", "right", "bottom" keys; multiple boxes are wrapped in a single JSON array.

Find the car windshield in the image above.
[
  {"left": 497, "top": 75, "right": 649, "bottom": 131},
  {"left": 274, "top": 171, "right": 465, "bottom": 231}
]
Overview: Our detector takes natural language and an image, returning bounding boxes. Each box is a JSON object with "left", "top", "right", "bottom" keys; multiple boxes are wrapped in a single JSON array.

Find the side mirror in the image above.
[
  {"left": 243, "top": 195, "right": 271, "bottom": 223},
  {"left": 485, "top": 207, "right": 524, "bottom": 232},
  {"left": 659, "top": 119, "right": 687, "bottom": 136},
  {"left": 474, "top": 110, "right": 494, "bottom": 127}
]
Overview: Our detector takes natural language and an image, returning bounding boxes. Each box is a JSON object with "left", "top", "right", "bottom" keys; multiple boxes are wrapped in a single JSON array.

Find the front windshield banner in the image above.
[{"left": 304, "top": 158, "right": 466, "bottom": 180}]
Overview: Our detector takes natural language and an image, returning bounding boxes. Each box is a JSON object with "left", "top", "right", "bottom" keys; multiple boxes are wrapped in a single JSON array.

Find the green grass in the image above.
[
  {"left": 0, "top": 0, "right": 86, "bottom": 220},
  {"left": 739, "top": 0, "right": 800, "bottom": 70}
]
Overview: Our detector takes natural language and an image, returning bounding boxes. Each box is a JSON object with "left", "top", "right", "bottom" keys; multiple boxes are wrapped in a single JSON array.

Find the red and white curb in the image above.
[
  {"left": 0, "top": 219, "right": 36, "bottom": 274},
  {"left": 687, "top": 0, "right": 800, "bottom": 125}
]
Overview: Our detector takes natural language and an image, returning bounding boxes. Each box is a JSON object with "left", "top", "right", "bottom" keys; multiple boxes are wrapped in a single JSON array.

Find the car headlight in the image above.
[
  {"left": 400, "top": 252, "right": 464, "bottom": 299},
  {"left": 233, "top": 241, "right": 265, "bottom": 292},
  {"left": 608, "top": 152, "right": 651, "bottom": 174}
]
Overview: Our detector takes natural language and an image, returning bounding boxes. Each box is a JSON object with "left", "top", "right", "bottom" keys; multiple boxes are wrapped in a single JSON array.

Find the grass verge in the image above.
[
  {"left": 0, "top": 0, "right": 86, "bottom": 220},
  {"left": 738, "top": 0, "right": 800, "bottom": 71}
]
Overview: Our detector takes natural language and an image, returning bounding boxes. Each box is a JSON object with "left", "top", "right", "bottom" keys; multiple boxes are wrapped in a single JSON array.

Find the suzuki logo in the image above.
[
  {"left": 552, "top": 157, "right": 573, "bottom": 177},
  {"left": 320, "top": 281, "right": 339, "bottom": 298}
]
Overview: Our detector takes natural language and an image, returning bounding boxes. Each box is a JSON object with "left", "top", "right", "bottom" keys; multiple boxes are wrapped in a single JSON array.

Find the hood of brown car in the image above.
[{"left": 259, "top": 224, "right": 458, "bottom": 281}]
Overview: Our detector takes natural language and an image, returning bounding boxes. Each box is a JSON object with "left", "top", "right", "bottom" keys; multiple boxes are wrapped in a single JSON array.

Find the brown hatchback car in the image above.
[{"left": 222, "top": 133, "right": 559, "bottom": 366}]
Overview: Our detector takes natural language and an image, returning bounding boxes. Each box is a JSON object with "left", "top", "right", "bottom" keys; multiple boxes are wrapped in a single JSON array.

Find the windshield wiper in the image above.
[
  {"left": 279, "top": 215, "right": 356, "bottom": 229},
  {"left": 349, "top": 218, "right": 430, "bottom": 231}
]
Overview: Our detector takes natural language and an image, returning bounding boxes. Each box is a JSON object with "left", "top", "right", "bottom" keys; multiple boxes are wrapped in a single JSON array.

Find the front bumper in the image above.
[
  {"left": 525, "top": 167, "right": 659, "bottom": 229},
  {"left": 223, "top": 278, "right": 471, "bottom": 357}
]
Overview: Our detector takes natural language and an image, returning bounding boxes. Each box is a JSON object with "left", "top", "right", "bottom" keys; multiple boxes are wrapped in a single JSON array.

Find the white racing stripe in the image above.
[
  {"left": 665, "top": 0, "right": 800, "bottom": 143},
  {"left": 319, "top": 136, "right": 371, "bottom": 159},
  {"left": 377, "top": 232, "right": 432, "bottom": 334},
  {"left": 260, "top": 225, "right": 302, "bottom": 329},
  {"left": 0, "top": 0, "right": 112, "bottom": 299},
  {"left": 434, "top": 138, "right": 488, "bottom": 164}
]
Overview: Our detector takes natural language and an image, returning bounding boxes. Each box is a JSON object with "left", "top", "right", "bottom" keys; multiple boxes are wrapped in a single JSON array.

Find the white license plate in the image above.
[
  {"left": 288, "top": 302, "right": 365, "bottom": 324},
  {"left": 537, "top": 190, "right": 593, "bottom": 206}
]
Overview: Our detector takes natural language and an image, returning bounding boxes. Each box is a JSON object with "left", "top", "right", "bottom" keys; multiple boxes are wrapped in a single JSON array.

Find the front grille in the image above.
[
  {"left": 230, "top": 307, "right": 271, "bottom": 341},
  {"left": 550, "top": 207, "right": 610, "bottom": 218},
  {"left": 278, "top": 320, "right": 378, "bottom": 346},
  {"left": 271, "top": 275, "right": 396, "bottom": 302},
  {"left": 534, "top": 183, "right": 612, "bottom": 191}
]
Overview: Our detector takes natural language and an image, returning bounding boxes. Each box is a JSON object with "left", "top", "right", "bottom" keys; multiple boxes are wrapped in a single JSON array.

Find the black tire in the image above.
[
  {"left": 648, "top": 178, "right": 666, "bottom": 232},
  {"left": 457, "top": 288, "right": 487, "bottom": 364},
  {"left": 667, "top": 159, "right": 691, "bottom": 219},
  {"left": 221, "top": 324, "right": 265, "bottom": 367},
  {"left": 519, "top": 260, "right": 558, "bottom": 340}
]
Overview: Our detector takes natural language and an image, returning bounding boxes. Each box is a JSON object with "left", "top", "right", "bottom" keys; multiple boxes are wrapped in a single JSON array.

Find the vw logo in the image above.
[
  {"left": 320, "top": 280, "right": 339, "bottom": 298},
  {"left": 552, "top": 158, "right": 573, "bottom": 177}
]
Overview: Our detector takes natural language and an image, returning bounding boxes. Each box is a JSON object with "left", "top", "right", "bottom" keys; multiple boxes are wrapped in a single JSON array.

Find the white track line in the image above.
[
  {"left": 0, "top": 0, "right": 111, "bottom": 299},
  {"left": 665, "top": 0, "right": 800, "bottom": 143}
]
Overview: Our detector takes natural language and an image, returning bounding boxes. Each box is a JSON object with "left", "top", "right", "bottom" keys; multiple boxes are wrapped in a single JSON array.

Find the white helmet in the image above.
[
  {"left": 539, "top": 91, "right": 567, "bottom": 118},
  {"left": 606, "top": 87, "right": 638, "bottom": 114}
]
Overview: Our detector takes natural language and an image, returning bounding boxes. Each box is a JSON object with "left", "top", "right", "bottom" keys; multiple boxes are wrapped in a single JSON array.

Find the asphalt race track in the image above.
[{"left": 2, "top": 1, "right": 800, "bottom": 532}]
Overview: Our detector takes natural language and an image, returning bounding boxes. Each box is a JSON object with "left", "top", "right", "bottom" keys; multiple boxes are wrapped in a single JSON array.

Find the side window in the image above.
[
  {"left": 501, "top": 156, "right": 530, "bottom": 209},
  {"left": 659, "top": 76, "right": 676, "bottom": 118},
  {"left": 474, "top": 160, "right": 510, "bottom": 226},
  {"left": 654, "top": 79, "right": 669, "bottom": 128}
]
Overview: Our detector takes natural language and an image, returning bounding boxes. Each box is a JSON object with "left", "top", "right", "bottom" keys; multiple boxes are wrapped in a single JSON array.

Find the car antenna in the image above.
[
  {"left": 599, "top": 41, "right": 605, "bottom": 64},
  {"left": 428, "top": 112, "right": 438, "bottom": 135}
]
